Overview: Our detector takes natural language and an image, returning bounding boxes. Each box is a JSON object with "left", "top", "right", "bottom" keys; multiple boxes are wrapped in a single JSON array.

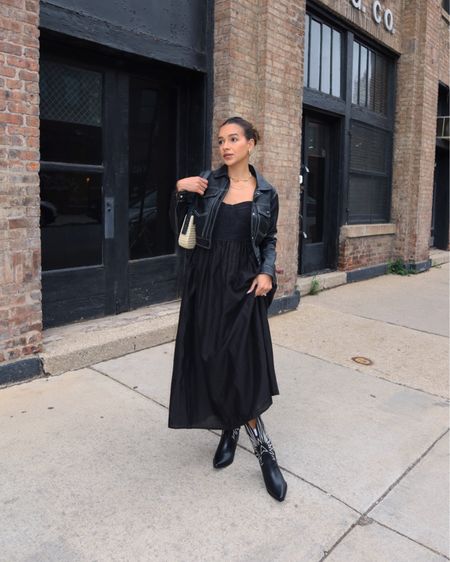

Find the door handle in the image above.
[
  {"left": 299, "top": 214, "right": 307, "bottom": 238},
  {"left": 105, "top": 196, "right": 114, "bottom": 239}
]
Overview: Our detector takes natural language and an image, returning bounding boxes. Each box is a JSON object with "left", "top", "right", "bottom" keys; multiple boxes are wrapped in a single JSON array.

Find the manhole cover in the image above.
[{"left": 351, "top": 356, "right": 373, "bottom": 365}]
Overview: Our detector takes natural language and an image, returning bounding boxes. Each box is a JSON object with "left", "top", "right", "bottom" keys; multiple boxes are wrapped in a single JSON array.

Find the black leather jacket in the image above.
[{"left": 170, "top": 164, "right": 279, "bottom": 282}]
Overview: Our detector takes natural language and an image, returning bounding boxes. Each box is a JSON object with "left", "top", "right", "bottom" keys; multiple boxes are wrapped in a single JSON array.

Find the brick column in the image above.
[
  {"left": 213, "top": 0, "right": 304, "bottom": 300},
  {"left": 391, "top": 0, "right": 441, "bottom": 265},
  {"left": 0, "top": 0, "right": 42, "bottom": 378}
]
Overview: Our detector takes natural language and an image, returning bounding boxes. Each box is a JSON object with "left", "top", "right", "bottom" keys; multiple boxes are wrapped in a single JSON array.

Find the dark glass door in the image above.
[
  {"left": 40, "top": 48, "right": 206, "bottom": 328},
  {"left": 40, "top": 59, "right": 109, "bottom": 325},
  {"left": 299, "top": 113, "right": 338, "bottom": 275},
  {"left": 127, "top": 77, "right": 179, "bottom": 309},
  {"left": 431, "top": 147, "right": 449, "bottom": 250}
]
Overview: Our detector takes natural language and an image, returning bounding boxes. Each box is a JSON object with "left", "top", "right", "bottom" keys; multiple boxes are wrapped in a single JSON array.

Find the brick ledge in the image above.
[{"left": 340, "top": 223, "right": 396, "bottom": 238}]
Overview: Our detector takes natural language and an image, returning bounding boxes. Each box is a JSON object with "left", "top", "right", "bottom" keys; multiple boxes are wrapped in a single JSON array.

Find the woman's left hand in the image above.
[{"left": 247, "top": 273, "right": 272, "bottom": 297}]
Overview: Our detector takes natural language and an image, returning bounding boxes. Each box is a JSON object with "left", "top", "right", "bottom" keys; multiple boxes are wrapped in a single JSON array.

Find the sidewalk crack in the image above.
[{"left": 319, "top": 429, "right": 450, "bottom": 561}]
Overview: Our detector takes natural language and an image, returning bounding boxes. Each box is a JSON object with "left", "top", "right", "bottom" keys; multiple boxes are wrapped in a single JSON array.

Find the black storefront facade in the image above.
[{"left": 39, "top": 0, "right": 214, "bottom": 328}]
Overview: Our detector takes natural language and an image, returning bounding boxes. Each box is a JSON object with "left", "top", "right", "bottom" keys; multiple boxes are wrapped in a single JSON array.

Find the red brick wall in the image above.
[
  {"left": 0, "top": 0, "right": 42, "bottom": 364},
  {"left": 338, "top": 231, "right": 395, "bottom": 271},
  {"left": 439, "top": 9, "right": 450, "bottom": 86},
  {"left": 391, "top": 0, "right": 441, "bottom": 264},
  {"left": 213, "top": 0, "right": 304, "bottom": 297}
]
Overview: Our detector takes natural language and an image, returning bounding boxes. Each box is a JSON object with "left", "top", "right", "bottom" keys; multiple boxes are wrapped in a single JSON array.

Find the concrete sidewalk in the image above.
[{"left": 1, "top": 264, "right": 449, "bottom": 561}]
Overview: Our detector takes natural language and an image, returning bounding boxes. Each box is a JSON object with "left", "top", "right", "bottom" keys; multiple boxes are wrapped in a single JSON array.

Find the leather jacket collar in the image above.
[{"left": 212, "top": 163, "right": 273, "bottom": 191}]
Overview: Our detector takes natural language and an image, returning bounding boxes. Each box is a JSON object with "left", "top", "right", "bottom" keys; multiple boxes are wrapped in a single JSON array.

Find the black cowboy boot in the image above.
[
  {"left": 244, "top": 416, "right": 287, "bottom": 501},
  {"left": 213, "top": 427, "right": 240, "bottom": 468}
]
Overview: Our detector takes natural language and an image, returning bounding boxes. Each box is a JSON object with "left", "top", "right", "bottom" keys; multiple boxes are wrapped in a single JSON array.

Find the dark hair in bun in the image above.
[{"left": 220, "top": 116, "right": 261, "bottom": 145}]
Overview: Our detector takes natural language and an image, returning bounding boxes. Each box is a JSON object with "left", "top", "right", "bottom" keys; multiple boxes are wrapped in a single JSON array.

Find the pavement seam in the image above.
[
  {"left": 297, "top": 302, "right": 449, "bottom": 339},
  {"left": 347, "top": 314, "right": 448, "bottom": 339},
  {"left": 319, "top": 516, "right": 450, "bottom": 561},
  {"left": 89, "top": 365, "right": 364, "bottom": 517},
  {"left": 367, "top": 518, "right": 450, "bottom": 560},
  {"left": 273, "top": 341, "right": 450, "bottom": 402},
  {"left": 364, "top": 427, "right": 449, "bottom": 516},
  {"left": 90, "top": 366, "right": 169, "bottom": 411},
  {"left": 319, "top": 428, "right": 450, "bottom": 561}
]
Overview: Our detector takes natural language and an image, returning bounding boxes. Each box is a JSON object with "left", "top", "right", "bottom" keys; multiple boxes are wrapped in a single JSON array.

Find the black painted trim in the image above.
[
  {"left": 347, "top": 263, "right": 388, "bottom": 282},
  {"left": 0, "top": 358, "right": 43, "bottom": 386},
  {"left": 204, "top": 0, "right": 215, "bottom": 166},
  {"left": 346, "top": 258, "right": 433, "bottom": 283},
  {"left": 268, "top": 290, "right": 301, "bottom": 317},
  {"left": 303, "top": 89, "right": 346, "bottom": 115},
  {"left": 40, "top": 162, "right": 104, "bottom": 173},
  {"left": 40, "top": 2, "right": 208, "bottom": 72},
  {"left": 408, "top": 259, "right": 432, "bottom": 273}
]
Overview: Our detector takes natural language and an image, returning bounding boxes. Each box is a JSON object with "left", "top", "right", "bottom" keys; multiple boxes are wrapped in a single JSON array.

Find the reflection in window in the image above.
[
  {"left": 40, "top": 171, "right": 103, "bottom": 270},
  {"left": 305, "top": 121, "right": 325, "bottom": 243},
  {"left": 304, "top": 14, "right": 342, "bottom": 98},
  {"left": 309, "top": 18, "right": 321, "bottom": 90},
  {"left": 321, "top": 25, "right": 331, "bottom": 94},
  {"left": 352, "top": 42, "right": 359, "bottom": 105},
  {"left": 128, "top": 78, "right": 177, "bottom": 260},
  {"left": 352, "top": 41, "right": 389, "bottom": 114},
  {"left": 359, "top": 46, "right": 368, "bottom": 106},
  {"left": 39, "top": 59, "right": 104, "bottom": 271},
  {"left": 331, "top": 31, "right": 341, "bottom": 97}
]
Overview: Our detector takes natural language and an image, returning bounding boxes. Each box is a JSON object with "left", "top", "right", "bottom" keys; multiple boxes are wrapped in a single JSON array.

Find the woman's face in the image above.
[{"left": 218, "top": 124, "right": 255, "bottom": 166}]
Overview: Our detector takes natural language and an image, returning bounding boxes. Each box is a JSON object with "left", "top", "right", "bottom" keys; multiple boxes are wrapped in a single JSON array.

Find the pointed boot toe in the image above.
[
  {"left": 213, "top": 428, "right": 240, "bottom": 468},
  {"left": 261, "top": 457, "right": 288, "bottom": 501}
]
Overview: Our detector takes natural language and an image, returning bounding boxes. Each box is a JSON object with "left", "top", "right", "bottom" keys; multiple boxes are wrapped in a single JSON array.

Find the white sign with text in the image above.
[{"left": 351, "top": 0, "right": 395, "bottom": 34}]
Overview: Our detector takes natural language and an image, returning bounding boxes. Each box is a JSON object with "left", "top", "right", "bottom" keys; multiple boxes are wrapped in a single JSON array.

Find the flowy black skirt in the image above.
[{"left": 168, "top": 201, "right": 279, "bottom": 430}]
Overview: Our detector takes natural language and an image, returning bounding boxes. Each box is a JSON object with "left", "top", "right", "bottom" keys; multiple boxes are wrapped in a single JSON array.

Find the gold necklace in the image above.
[{"left": 229, "top": 175, "right": 252, "bottom": 182}]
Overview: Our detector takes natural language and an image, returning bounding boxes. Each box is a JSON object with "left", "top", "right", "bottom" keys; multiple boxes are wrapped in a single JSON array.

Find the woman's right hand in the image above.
[{"left": 176, "top": 176, "right": 209, "bottom": 196}]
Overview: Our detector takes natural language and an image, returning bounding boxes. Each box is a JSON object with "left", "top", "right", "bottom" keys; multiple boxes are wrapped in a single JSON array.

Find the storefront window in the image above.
[
  {"left": 352, "top": 40, "right": 388, "bottom": 114},
  {"left": 304, "top": 14, "right": 342, "bottom": 98},
  {"left": 40, "top": 60, "right": 104, "bottom": 271},
  {"left": 348, "top": 122, "right": 390, "bottom": 223}
]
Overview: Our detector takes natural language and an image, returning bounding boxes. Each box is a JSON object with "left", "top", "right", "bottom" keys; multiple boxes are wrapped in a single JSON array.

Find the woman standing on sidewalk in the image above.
[{"left": 168, "top": 116, "right": 287, "bottom": 502}]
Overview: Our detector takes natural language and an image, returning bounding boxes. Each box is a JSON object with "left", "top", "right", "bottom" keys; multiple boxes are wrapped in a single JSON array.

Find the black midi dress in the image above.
[{"left": 168, "top": 199, "right": 280, "bottom": 430}]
